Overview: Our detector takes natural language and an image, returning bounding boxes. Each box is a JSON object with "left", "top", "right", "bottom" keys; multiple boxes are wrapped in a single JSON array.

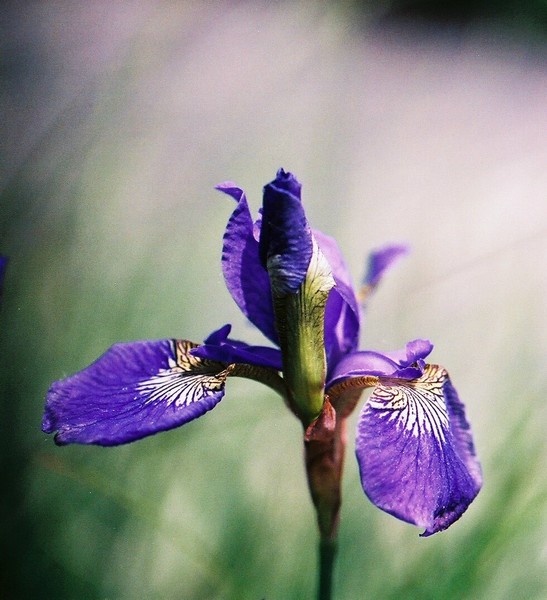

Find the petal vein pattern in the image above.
[
  {"left": 370, "top": 366, "right": 449, "bottom": 443},
  {"left": 43, "top": 339, "right": 231, "bottom": 446},
  {"left": 138, "top": 340, "right": 228, "bottom": 407},
  {"left": 356, "top": 364, "right": 482, "bottom": 535}
]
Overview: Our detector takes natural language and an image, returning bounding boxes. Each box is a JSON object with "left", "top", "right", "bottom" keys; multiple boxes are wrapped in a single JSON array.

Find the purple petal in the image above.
[
  {"left": 363, "top": 244, "right": 409, "bottom": 289},
  {"left": 217, "top": 182, "right": 278, "bottom": 344},
  {"left": 259, "top": 169, "right": 313, "bottom": 295},
  {"left": 328, "top": 339, "right": 433, "bottom": 389},
  {"left": 193, "top": 323, "right": 282, "bottom": 370},
  {"left": 403, "top": 339, "right": 434, "bottom": 364},
  {"left": 355, "top": 365, "right": 482, "bottom": 536},
  {"left": 43, "top": 339, "right": 230, "bottom": 446},
  {"left": 328, "top": 350, "right": 402, "bottom": 386},
  {"left": 314, "top": 230, "right": 360, "bottom": 365},
  {"left": 203, "top": 323, "right": 233, "bottom": 345}
]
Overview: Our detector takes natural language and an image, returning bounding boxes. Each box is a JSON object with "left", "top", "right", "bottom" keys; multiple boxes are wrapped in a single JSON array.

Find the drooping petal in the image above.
[
  {"left": 217, "top": 182, "right": 278, "bottom": 345},
  {"left": 355, "top": 364, "right": 482, "bottom": 536},
  {"left": 259, "top": 169, "right": 313, "bottom": 295},
  {"left": 43, "top": 338, "right": 232, "bottom": 446}
]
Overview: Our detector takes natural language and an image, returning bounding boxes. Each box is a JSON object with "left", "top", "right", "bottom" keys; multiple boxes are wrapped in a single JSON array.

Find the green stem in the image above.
[{"left": 318, "top": 537, "right": 338, "bottom": 600}]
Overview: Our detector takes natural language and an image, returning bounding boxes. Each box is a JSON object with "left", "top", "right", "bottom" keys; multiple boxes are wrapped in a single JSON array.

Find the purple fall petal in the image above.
[
  {"left": 217, "top": 182, "right": 278, "bottom": 345},
  {"left": 355, "top": 365, "right": 482, "bottom": 535},
  {"left": 43, "top": 339, "right": 230, "bottom": 446}
]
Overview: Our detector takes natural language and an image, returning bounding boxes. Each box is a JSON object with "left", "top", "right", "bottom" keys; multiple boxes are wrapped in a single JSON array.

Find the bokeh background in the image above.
[{"left": 2, "top": 1, "right": 547, "bottom": 598}]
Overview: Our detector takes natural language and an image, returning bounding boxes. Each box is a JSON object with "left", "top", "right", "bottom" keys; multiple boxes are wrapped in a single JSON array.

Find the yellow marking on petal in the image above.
[
  {"left": 357, "top": 283, "right": 373, "bottom": 306},
  {"left": 327, "top": 375, "right": 379, "bottom": 401},
  {"left": 137, "top": 340, "right": 230, "bottom": 408},
  {"left": 371, "top": 364, "right": 449, "bottom": 442}
]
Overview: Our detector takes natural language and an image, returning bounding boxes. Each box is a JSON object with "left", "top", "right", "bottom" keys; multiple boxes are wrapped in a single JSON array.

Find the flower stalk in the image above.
[{"left": 304, "top": 399, "right": 344, "bottom": 600}]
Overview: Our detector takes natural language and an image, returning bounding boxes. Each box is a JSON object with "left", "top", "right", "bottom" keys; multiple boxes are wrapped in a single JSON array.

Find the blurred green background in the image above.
[{"left": 1, "top": 2, "right": 547, "bottom": 599}]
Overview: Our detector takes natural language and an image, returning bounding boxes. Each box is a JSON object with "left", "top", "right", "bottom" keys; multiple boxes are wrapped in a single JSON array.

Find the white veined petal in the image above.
[
  {"left": 369, "top": 365, "right": 450, "bottom": 443},
  {"left": 136, "top": 340, "right": 229, "bottom": 408}
]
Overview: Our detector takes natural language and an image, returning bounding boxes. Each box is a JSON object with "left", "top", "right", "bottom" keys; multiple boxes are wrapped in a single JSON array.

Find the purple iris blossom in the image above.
[{"left": 42, "top": 169, "right": 481, "bottom": 537}]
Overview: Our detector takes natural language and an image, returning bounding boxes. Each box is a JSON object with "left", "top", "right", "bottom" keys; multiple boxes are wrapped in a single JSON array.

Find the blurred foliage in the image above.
[
  {"left": 2, "top": 1, "right": 547, "bottom": 599},
  {"left": 357, "top": 0, "right": 547, "bottom": 42}
]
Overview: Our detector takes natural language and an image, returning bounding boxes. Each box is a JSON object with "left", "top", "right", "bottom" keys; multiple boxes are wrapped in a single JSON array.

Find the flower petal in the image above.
[
  {"left": 329, "top": 350, "right": 401, "bottom": 383},
  {"left": 355, "top": 365, "right": 482, "bottom": 535},
  {"left": 43, "top": 339, "right": 231, "bottom": 446},
  {"left": 314, "top": 230, "right": 360, "bottom": 365},
  {"left": 360, "top": 244, "right": 409, "bottom": 308},
  {"left": 259, "top": 169, "right": 313, "bottom": 295},
  {"left": 193, "top": 323, "right": 282, "bottom": 370},
  {"left": 217, "top": 182, "right": 278, "bottom": 345},
  {"left": 327, "top": 339, "right": 433, "bottom": 390},
  {"left": 363, "top": 244, "right": 409, "bottom": 288}
]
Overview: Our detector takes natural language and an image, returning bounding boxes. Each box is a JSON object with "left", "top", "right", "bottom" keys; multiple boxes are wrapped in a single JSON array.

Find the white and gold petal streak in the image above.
[
  {"left": 136, "top": 340, "right": 230, "bottom": 408},
  {"left": 369, "top": 365, "right": 450, "bottom": 443}
]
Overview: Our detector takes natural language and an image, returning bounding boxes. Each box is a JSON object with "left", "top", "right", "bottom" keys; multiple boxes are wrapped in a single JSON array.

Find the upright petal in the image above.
[
  {"left": 360, "top": 244, "right": 409, "bottom": 307},
  {"left": 363, "top": 244, "right": 409, "bottom": 288},
  {"left": 355, "top": 365, "right": 482, "bottom": 535},
  {"left": 314, "top": 230, "right": 360, "bottom": 366},
  {"left": 43, "top": 338, "right": 231, "bottom": 446},
  {"left": 257, "top": 170, "right": 335, "bottom": 424},
  {"left": 259, "top": 169, "right": 313, "bottom": 295},
  {"left": 217, "top": 182, "right": 278, "bottom": 345}
]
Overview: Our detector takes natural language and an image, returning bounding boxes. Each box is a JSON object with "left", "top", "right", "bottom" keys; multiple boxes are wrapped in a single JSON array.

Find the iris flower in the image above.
[{"left": 43, "top": 169, "right": 481, "bottom": 539}]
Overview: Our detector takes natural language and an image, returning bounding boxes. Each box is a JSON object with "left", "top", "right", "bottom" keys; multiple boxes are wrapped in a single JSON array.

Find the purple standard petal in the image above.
[
  {"left": 259, "top": 169, "right": 313, "bottom": 295},
  {"left": 362, "top": 244, "right": 409, "bottom": 290},
  {"left": 43, "top": 339, "right": 231, "bottom": 446},
  {"left": 217, "top": 182, "right": 278, "bottom": 345},
  {"left": 356, "top": 365, "right": 482, "bottom": 536},
  {"left": 314, "top": 230, "right": 360, "bottom": 366}
]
